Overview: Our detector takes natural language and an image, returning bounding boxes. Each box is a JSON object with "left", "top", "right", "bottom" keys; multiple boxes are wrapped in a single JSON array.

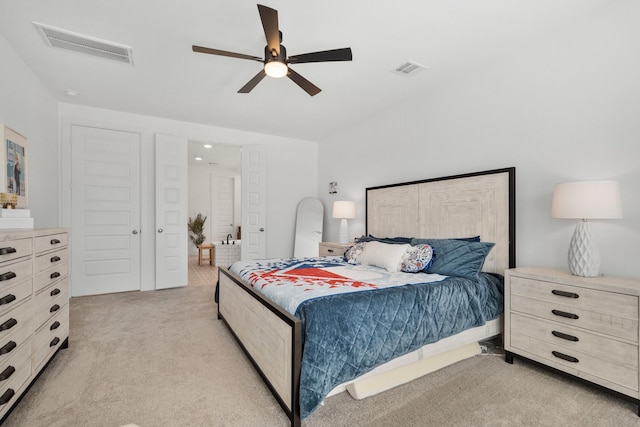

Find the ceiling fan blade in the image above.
[
  {"left": 192, "top": 45, "right": 262, "bottom": 62},
  {"left": 258, "top": 4, "right": 280, "bottom": 56},
  {"left": 287, "top": 68, "right": 321, "bottom": 96},
  {"left": 238, "top": 70, "right": 267, "bottom": 93},
  {"left": 288, "top": 47, "right": 353, "bottom": 64}
]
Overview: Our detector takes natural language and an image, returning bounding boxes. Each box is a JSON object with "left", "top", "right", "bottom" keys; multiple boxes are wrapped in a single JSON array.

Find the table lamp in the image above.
[
  {"left": 551, "top": 180, "right": 622, "bottom": 277},
  {"left": 332, "top": 201, "right": 356, "bottom": 244}
]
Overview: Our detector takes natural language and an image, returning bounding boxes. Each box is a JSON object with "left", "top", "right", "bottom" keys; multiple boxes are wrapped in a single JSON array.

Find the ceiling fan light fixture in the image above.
[{"left": 264, "top": 60, "right": 288, "bottom": 78}]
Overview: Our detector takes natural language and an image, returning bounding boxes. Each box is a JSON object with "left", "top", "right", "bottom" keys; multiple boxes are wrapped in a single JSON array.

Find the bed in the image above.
[{"left": 217, "top": 167, "right": 515, "bottom": 426}]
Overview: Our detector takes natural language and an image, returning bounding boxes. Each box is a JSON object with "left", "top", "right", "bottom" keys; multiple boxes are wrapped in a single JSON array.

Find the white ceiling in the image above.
[{"left": 0, "top": 1, "right": 609, "bottom": 143}]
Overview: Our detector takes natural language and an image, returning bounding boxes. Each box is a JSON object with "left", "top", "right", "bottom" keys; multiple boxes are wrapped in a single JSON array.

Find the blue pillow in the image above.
[
  {"left": 410, "top": 237, "right": 494, "bottom": 279},
  {"left": 355, "top": 235, "right": 412, "bottom": 244}
]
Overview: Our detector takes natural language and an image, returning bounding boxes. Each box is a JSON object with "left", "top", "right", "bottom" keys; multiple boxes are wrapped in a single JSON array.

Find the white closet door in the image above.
[
  {"left": 70, "top": 125, "right": 141, "bottom": 296},
  {"left": 155, "top": 134, "right": 188, "bottom": 290},
  {"left": 241, "top": 145, "right": 266, "bottom": 260}
]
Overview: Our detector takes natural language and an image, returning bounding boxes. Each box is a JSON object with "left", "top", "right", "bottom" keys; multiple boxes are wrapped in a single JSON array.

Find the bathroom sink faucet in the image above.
[{"left": 226, "top": 234, "right": 233, "bottom": 245}]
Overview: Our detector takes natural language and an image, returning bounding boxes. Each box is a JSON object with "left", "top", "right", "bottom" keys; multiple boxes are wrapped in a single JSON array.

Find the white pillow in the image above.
[{"left": 358, "top": 241, "right": 410, "bottom": 273}]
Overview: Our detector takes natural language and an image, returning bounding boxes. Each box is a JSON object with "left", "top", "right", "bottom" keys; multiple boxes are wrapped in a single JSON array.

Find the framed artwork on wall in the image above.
[{"left": 1, "top": 125, "right": 28, "bottom": 208}]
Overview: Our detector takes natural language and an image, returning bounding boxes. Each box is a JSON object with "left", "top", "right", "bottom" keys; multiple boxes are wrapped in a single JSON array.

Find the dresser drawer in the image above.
[
  {"left": 34, "top": 262, "right": 68, "bottom": 293},
  {"left": 510, "top": 312, "right": 638, "bottom": 368},
  {"left": 33, "top": 306, "right": 68, "bottom": 370},
  {"left": 0, "top": 257, "right": 32, "bottom": 290},
  {"left": 34, "top": 233, "right": 67, "bottom": 255},
  {"left": 319, "top": 246, "right": 338, "bottom": 257},
  {"left": 511, "top": 294, "right": 638, "bottom": 341},
  {"left": 319, "top": 243, "right": 351, "bottom": 257},
  {"left": 33, "top": 280, "right": 68, "bottom": 329},
  {"left": 0, "top": 301, "right": 32, "bottom": 368},
  {"left": 0, "top": 238, "right": 32, "bottom": 265},
  {"left": 0, "top": 276, "right": 32, "bottom": 317},
  {"left": 511, "top": 332, "right": 638, "bottom": 391},
  {"left": 34, "top": 248, "right": 68, "bottom": 275},
  {"left": 0, "top": 341, "right": 31, "bottom": 390},
  {"left": 510, "top": 276, "right": 638, "bottom": 319},
  {"left": 0, "top": 347, "right": 32, "bottom": 415}
]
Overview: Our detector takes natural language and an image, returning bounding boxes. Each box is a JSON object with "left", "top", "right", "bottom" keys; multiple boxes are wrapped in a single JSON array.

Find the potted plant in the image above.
[{"left": 188, "top": 213, "right": 207, "bottom": 248}]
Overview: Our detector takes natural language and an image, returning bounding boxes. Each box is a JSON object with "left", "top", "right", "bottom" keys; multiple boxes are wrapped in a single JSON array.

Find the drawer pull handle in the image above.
[
  {"left": 0, "top": 366, "right": 15, "bottom": 382},
  {"left": 50, "top": 256, "right": 61, "bottom": 263},
  {"left": 327, "top": 248, "right": 334, "bottom": 253},
  {"left": 50, "top": 239, "right": 61, "bottom": 245},
  {"left": 552, "top": 330, "right": 579, "bottom": 342},
  {"left": 552, "top": 350, "right": 579, "bottom": 363},
  {"left": 0, "top": 341, "right": 16, "bottom": 355},
  {"left": 0, "top": 247, "right": 17, "bottom": 256},
  {"left": 0, "top": 294, "right": 16, "bottom": 306},
  {"left": 0, "top": 318, "right": 17, "bottom": 332},
  {"left": 50, "top": 288, "right": 61, "bottom": 296},
  {"left": 50, "top": 272, "right": 61, "bottom": 279},
  {"left": 0, "top": 388, "right": 14, "bottom": 405},
  {"left": 552, "top": 309, "right": 579, "bottom": 320},
  {"left": 50, "top": 337, "right": 60, "bottom": 347},
  {"left": 50, "top": 304, "right": 60, "bottom": 313},
  {"left": 552, "top": 289, "right": 579, "bottom": 298},
  {"left": 0, "top": 272, "right": 16, "bottom": 282},
  {"left": 50, "top": 321, "right": 61, "bottom": 331}
]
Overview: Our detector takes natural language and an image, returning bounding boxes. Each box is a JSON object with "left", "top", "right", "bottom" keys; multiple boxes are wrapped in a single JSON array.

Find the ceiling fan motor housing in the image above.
[{"left": 265, "top": 44, "right": 286, "bottom": 63}]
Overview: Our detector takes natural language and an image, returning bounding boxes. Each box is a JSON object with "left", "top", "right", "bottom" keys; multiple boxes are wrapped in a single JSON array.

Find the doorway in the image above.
[{"left": 187, "top": 141, "right": 241, "bottom": 286}]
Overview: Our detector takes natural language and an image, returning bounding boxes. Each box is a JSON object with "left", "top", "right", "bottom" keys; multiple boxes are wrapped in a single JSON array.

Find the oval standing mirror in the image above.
[{"left": 293, "top": 198, "right": 324, "bottom": 257}]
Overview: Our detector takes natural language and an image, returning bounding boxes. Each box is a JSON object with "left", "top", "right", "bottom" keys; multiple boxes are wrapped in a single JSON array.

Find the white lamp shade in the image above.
[
  {"left": 551, "top": 180, "right": 622, "bottom": 220},
  {"left": 332, "top": 201, "right": 356, "bottom": 219}
]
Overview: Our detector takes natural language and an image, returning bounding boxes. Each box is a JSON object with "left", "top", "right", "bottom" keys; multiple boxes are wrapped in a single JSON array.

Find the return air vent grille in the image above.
[
  {"left": 393, "top": 60, "right": 427, "bottom": 77},
  {"left": 33, "top": 22, "right": 134, "bottom": 65}
]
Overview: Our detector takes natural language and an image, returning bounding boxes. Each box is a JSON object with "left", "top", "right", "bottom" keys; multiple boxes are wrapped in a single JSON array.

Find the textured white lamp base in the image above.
[
  {"left": 568, "top": 220, "right": 600, "bottom": 277},
  {"left": 338, "top": 218, "right": 349, "bottom": 244}
]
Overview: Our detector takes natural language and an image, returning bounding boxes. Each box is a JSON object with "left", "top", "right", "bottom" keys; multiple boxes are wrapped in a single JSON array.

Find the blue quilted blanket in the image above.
[{"left": 229, "top": 257, "right": 503, "bottom": 419}]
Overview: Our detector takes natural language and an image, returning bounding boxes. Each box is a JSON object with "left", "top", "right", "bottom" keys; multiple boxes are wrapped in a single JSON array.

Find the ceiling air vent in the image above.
[
  {"left": 33, "top": 22, "right": 134, "bottom": 65},
  {"left": 393, "top": 60, "right": 427, "bottom": 77}
]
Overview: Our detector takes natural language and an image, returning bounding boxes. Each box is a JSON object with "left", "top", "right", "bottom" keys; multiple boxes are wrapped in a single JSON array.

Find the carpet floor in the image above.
[{"left": 3, "top": 285, "right": 639, "bottom": 427}]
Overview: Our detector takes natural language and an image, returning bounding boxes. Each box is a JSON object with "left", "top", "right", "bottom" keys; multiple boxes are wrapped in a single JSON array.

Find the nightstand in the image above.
[
  {"left": 504, "top": 267, "right": 640, "bottom": 416},
  {"left": 318, "top": 242, "right": 352, "bottom": 257}
]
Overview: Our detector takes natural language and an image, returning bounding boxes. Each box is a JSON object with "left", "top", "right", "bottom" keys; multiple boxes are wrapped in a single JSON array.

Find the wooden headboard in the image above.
[{"left": 366, "top": 168, "right": 515, "bottom": 275}]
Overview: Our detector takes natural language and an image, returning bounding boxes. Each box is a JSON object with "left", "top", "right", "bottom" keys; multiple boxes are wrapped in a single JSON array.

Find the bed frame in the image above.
[{"left": 218, "top": 167, "right": 515, "bottom": 427}]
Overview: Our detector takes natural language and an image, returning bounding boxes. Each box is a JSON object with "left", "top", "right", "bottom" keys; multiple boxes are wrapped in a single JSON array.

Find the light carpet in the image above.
[{"left": 3, "top": 285, "right": 638, "bottom": 427}]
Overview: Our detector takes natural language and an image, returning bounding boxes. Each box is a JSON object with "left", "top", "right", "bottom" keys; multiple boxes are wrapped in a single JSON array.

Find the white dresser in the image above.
[
  {"left": 0, "top": 228, "right": 69, "bottom": 422},
  {"left": 504, "top": 267, "right": 640, "bottom": 415}
]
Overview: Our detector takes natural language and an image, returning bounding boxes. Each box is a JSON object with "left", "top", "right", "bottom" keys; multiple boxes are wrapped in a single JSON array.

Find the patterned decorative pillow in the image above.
[
  {"left": 401, "top": 244, "right": 434, "bottom": 273},
  {"left": 344, "top": 242, "right": 367, "bottom": 264}
]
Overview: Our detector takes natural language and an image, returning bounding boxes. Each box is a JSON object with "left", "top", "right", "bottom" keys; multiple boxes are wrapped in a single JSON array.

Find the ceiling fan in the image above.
[{"left": 192, "top": 4, "right": 352, "bottom": 96}]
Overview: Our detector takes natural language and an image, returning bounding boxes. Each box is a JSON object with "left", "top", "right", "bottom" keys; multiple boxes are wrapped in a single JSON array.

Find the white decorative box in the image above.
[
  {"left": 0, "top": 208, "right": 31, "bottom": 218},
  {"left": 0, "top": 217, "right": 34, "bottom": 229}
]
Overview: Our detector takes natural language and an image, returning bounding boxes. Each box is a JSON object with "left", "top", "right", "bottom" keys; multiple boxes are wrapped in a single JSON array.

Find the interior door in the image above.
[
  {"left": 155, "top": 134, "right": 188, "bottom": 290},
  {"left": 211, "top": 175, "right": 234, "bottom": 242},
  {"left": 70, "top": 125, "right": 141, "bottom": 296},
  {"left": 241, "top": 145, "right": 266, "bottom": 260}
]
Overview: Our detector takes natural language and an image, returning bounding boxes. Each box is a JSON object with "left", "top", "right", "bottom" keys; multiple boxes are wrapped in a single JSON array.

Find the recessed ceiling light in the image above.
[
  {"left": 194, "top": 156, "right": 203, "bottom": 161},
  {"left": 203, "top": 144, "right": 212, "bottom": 149},
  {"left": 65, "top": 90, "right": 78, "bottom": 97}
]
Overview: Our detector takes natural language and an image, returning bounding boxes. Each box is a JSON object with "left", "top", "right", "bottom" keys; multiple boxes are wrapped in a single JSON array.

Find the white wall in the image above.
[
  {"left": 58, "top": 104, "right": 318, "bottom": 290},
  {"left": 317, "top": 2, "right": 640, "bottom": 278},
  {"left": 0, "top": 35, "right": 59, "bottom": 227}
]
